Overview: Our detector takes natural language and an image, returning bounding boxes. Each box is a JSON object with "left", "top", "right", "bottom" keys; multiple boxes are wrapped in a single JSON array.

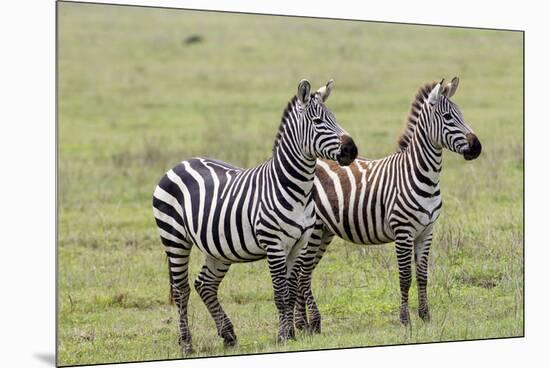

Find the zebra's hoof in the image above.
[
  {"left": 399, "top": 308, "right": 410, "bottom": 325},
  {"left": 295, "top": 318, "right": 308, "bottom": 331},
  {"left": 178, "top": 336, "right": 193, "bottom": 355},
  {"left": 307, "top": 320, "right": 321, "bottom": 334},
  {"left": 222, "top": 332, "right": 238, "bottom": 348},
  {"left": 223, "top": 337, "right": 237, "bottom": 348},
  {"left": 180, "top": 342, "right": 194, "bottom": 355},
  {"left": 419, "top": 307, "right": 431, "bottom": 322},
  {"left": 277, "top": 330, "right": 295, "bottom": 343}
]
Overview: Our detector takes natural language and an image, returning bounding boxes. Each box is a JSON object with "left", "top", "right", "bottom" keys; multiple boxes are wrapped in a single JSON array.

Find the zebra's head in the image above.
[
  {"left": 296, "top": 79, "right": 358, "bottom": 166},
  {"left": 427, "top": 77, "right": 482, "bottom": 160}
]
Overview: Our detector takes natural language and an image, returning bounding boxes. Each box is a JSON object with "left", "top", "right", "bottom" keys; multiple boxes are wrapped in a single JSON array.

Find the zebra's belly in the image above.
[
  {"left": 187, "top": 208, "right": 317, "bottom": 263},
  {"left": 362, "top": 225, "right": 394, "bottom": 245},
  {"left": 185, "top": 211, "right": 267, "bottom": 263},
  {"left": 328, "top": 220, "right": 395, "bottom": 245}
]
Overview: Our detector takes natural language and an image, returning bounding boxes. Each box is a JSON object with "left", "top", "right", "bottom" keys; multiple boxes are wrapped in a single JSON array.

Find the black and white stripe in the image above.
[
  {"left": 153, "top": 79, "right": 357, "bottom": 353},
  {"left": 295, "top": 77, "right": 482, "bottom": 332}
]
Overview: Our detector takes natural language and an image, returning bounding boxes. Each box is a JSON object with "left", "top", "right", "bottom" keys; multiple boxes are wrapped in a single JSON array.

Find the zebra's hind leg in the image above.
[
  {"left": 294, "top": 266, "right": 309, "bottom": 331},
  {"left": 164, "top": 240, "right": 194, "bottom": 355},
  {"left": 394, "top": 231, "right": 415, "bottom": 325},
  {"left": 296, "top": 265, "right": 324, "bottom": 333},
  {"left": 265, "top": 246, "right": 295, "bottom": 342},
  {"left": 194, "top": 257, "right": 237, "bottom": 348},
  {"left": 294, "top": 239, "right": 319, "bottom": 331},
  {"left": 286, "top": 265, "right": 299, "bottom": 340},
  {"left": 414, "top": 231, "right": 433, "bottom": 322},
  {"left": 296, "top": 272, "right": 321, "bottom": 333}
]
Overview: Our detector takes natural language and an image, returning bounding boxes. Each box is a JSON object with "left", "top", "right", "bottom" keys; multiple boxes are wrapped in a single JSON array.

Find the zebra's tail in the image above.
[{"left": 167, "top": 255, "right": 175, "bottom": 305}]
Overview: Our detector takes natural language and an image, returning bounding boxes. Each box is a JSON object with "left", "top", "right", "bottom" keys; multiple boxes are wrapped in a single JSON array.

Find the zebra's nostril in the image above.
[
  {"left": 350, "top": 142, "right": 358, "bottom": 159},
  {"left": 337, "top": 136, "right": 358, "bottom": 166},
  {"left": 349, "top": 145, "right": 358, "bottom": 160},
  {"left": 340, "top": 136, "right": 357, "bottom": 158},
  {"left": 463, "top": 134, "right": 482, "bottom": 160},
  {"left": 470, "top": 136, "right": 481, "bottom": 152}
]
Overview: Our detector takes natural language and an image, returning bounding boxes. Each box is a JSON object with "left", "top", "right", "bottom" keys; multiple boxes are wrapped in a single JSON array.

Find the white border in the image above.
[{"left": 1, "top": 1, "right": 547, "bottom": 367}]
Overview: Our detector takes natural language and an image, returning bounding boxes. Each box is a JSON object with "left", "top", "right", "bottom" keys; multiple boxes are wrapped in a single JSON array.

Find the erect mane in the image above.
[
  {"left": 273, "top": 95, "right": 300, "bottom": 152},
  {"left": 397, "top": 81, "right": 451, "bottom": 152}
]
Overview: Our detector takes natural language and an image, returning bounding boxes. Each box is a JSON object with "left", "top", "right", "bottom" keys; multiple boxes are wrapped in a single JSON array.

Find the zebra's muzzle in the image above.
[
  {"left": 337, "top": 135, "right": 358, "bottom": 166},
  {"left": 463, "top": 133, "right": 482, "bottom": 160}
]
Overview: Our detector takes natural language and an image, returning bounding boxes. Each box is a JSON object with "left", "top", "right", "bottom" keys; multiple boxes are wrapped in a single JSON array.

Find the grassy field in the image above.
[{"left": 57, "top": 3, "right": 523, "bottom": 366}]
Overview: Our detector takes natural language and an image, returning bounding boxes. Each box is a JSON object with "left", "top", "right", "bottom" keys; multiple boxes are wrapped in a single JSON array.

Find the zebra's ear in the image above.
[
  {"left": 316, "top": 79, "right": 334, "bottom": 102},
  {"left": 446, "top": 76, "right": 460, "bottom": 98},
  {"left": 297, "top": 79, "right": 311, "bottom": 105},
  {"left": 428, "top": 83, "right": 442, "bottom": 106}
]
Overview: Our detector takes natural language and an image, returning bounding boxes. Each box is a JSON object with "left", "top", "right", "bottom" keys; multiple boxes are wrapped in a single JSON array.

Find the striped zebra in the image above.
[
  {"left": 152, "top": 79, "right": 358, "bottom": 353},
  {"left": 295, "top": 77, "right": 482, "bottom": 332}
]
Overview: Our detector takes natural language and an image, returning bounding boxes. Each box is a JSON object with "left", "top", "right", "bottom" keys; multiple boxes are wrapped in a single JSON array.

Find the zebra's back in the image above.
[{"left": 153, "top": 157, "right": 267, "bottom": 263}]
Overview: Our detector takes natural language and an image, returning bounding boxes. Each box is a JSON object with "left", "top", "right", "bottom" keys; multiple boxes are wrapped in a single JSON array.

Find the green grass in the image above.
[{"left": 57, "top": 3, "right": 523, "bottom": 366}]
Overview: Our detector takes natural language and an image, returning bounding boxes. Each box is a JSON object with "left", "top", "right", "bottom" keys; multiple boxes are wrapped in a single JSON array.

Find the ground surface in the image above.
[{"left": 57, "top": 3, "right": 523, "bottom": 366}]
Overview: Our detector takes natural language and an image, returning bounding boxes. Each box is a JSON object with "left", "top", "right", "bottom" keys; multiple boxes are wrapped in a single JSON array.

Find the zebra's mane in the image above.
[
  {"left": 273, "top": 95, "right": 300, "bottom": 152},
  {"left": 397, "top": 81, "right": 451, "bottom": 152}
]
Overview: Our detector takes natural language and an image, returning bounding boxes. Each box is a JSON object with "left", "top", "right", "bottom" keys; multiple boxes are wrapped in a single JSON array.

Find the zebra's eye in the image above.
[
  {"left": 313, "top": 117, "right": 323, "bottom": 124},
  {"left": 443, "top": 113, "right": 453, "bottom": 120}
]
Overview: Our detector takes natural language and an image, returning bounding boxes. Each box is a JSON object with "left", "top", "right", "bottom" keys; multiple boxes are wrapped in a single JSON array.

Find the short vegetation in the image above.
[{"left": 57, "top": 3, "right": 523, "bottom": 365}]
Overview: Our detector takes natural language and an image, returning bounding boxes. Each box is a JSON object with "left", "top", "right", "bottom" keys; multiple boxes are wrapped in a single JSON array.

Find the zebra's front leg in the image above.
[
  {"left": 414, "top": 231, "right": 433, "bottom": 322},
  {"left": 394, "top": 232, "right": 415, "bottom": 325},
  {"left": 194, "top": 257, "right": 237, "bottom": 348},
  {"left": 267, "top": 248, "right": 295, "bottom": 342}
]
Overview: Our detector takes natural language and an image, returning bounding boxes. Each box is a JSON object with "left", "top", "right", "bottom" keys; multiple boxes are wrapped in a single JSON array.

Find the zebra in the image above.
[
  {"left": 294, "top": 77, "right": 482, "bottom": 333},
  {"left": 152, "top": 79, "right": 358, "bottom": 354}
]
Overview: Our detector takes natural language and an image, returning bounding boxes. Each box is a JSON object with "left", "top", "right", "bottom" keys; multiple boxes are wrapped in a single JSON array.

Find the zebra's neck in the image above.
[
  {"left": 404, "top": 106, "right": 443, "bottom": 190},
  {"left": 270, "top": 103, "right": 317, "bottom": 205}
]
